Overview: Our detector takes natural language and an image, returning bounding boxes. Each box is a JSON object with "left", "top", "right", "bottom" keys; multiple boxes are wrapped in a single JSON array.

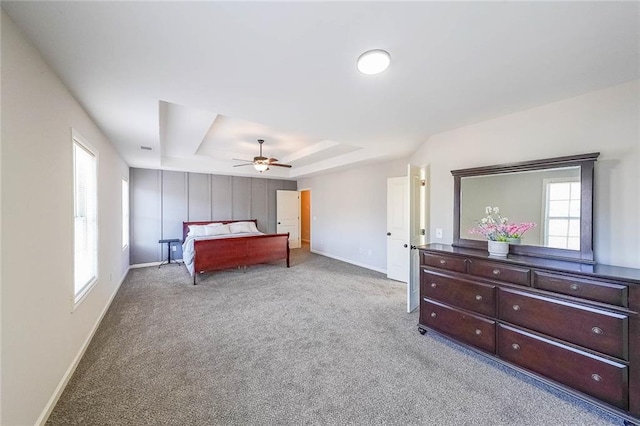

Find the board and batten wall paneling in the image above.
[
  {"left": 188, "top": 173, "right": 211, "bottom": 221},
  {"left": 129, "top": 167, "right": 297, "bottom": 265},
  {"left": 232, "top": 176, "right": 251, "bottom": 221},
  {"left": 211, "top": 175, "right": 232, "bottom": 220},
  {"left": 162, "top": 171, "right": 188, "bottom": 259},
  {"left": 130, "top": 168, "right": 162, "bottom": 264},
  {"left": 266, "top": 179, "right": 282, "bottom": 234},
  {"left": 251, "top": 178, "right": 268, "bottom": 233}
]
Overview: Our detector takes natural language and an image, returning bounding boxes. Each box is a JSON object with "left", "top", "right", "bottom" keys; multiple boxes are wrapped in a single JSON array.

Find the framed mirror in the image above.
[{"left": 452, "top": 152, "right": 599, "bottom": 263}]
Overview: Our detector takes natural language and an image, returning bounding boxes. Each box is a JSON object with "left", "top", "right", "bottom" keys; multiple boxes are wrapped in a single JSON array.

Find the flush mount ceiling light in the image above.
[{"left": 357, "top": 49, "right": 391, "bottom": 75}]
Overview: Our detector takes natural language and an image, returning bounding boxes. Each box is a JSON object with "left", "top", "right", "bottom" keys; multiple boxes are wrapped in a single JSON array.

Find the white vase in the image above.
[{"left": 488, "top": 240, "right": 509, "bottom": 257}]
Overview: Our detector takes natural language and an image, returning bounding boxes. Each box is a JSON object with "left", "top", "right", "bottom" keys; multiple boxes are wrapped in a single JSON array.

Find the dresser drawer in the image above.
[
  {"left": 468, "top": 259, "right": 530, "bottom": 286},
  {"left": 533, "top": 271, "right": 628, "bottom": 307},
  {"left": 421, "top": 252, "right": 466, "bottom": 273},
  {"left": 498, "top": 324, "right": 628, "bottom": 409},
  {"left": 421, "top": 299, "right": 496, "bottom": 353},
  {"left": 421, "top": 269, "right": 496, "bottom": 317},
  {"left": 498, "top": 288, "right": 628, "bottom": 359}
]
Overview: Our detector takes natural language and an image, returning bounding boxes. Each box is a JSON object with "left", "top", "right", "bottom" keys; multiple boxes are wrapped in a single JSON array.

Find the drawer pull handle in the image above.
[
  {"left": 475, "top": 295, "right": 483, "bottom": 301},
  {"left": 492, "top": 269, "right": 501, "bottom": 275},
  {"left": 512, "top": 304, "right": 520, "bottom": 311},
  {"left": 511, "top": 343, "right": 520, "bottom": 350},
  {"left": 439, "top": 259, "right": 447, "bottom": 265},
  {"left": 591, "top": 374, "right": 602, "bottom": 382},
  {"left": 592, "top": 326, "right": 603, "bottom": 335},
  {"left": 474, "top": 329, "right": 482, "bottom": 336},
  {"left": 430, "top": 283, "right": 437, "bottom": 288},
  {"left": 430, "top": 312, "right": 437, "bottom": 318},
  {"left": 570, "top": 283, "right": 580, "bottom": 291}
]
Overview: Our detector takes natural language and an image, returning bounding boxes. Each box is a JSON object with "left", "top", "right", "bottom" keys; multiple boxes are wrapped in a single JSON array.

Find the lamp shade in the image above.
[{"left": 254, "top": 163, "right": 269, "bottom": 172}]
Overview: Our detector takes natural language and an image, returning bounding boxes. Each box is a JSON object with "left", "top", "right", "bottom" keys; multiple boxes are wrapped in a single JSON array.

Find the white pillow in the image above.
[
  {"left": 230, "top": 221, "right": 259, "bottom": 233},
  {"left": 206, "top": 224, "right": 231, "bottom": 236},
  {"left": 188, "top": 225, "right": 207, "bottom": 237},
  {"left": 229, "top": 222, "right": 253, "bottom": 234}
]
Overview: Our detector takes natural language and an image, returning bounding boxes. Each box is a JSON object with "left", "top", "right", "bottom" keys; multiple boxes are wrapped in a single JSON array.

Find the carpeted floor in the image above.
[{"left": 46, "top": 248, "right": 623, "bottom": 425}]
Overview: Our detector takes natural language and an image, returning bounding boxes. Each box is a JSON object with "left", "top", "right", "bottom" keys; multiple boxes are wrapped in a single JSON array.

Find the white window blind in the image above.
[
  {"left": 122, "top": 178, "right": 129, "bottom": 248},
  {"left": 74, "top": 139, "right": 97, "bottom": 301}
]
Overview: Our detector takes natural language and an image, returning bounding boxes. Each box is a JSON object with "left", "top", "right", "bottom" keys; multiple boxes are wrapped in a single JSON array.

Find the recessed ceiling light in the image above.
[{"left": 357, "top": 49, "right": 391, "bottom": 75}]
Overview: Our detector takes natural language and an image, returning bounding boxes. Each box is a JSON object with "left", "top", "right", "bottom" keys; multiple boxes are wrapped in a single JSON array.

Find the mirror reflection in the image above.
[{"left": 460, "top": 166, "right": 581, "bottom": 250}]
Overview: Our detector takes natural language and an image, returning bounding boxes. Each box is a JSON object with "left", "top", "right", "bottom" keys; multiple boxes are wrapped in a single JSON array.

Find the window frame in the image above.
[
  {"left": 542, "top": 177, "right": 581, "bottom": 250},
  {"left": 72, "top": 128, "right": 99, "bottom": 308},
  {"left": 122, "top": 177, "right": 129, "bottom": 250}
]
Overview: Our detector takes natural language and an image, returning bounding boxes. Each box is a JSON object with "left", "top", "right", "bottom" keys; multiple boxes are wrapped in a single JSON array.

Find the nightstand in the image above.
[{"left": 158, "top": 238, "right": 181, "bottom": 268}]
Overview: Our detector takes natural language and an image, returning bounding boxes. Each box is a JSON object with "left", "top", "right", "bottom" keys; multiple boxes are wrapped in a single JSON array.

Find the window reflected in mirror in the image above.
[{"left": 544, "top": 178, "right": 580, "bottom": 249}]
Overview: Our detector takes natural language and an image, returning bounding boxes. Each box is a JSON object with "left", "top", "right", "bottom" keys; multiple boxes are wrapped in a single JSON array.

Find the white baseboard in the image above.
[
  {"left": 130, "top": 261, "right": 160, "bottom": 268},
  {"left": 130, "top": 259, "right": 183, "bottom": 269},
  {"left": 36, "top": 268, "right": 130, "bottom": 426},
  {"left": 310, "top": 249, "right": 387, "bottom": 275}
]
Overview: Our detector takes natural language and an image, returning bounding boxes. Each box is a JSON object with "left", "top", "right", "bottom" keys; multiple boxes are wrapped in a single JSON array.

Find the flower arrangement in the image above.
[{"left": 468, "top": 206, "right": 536, "bottom": 242}]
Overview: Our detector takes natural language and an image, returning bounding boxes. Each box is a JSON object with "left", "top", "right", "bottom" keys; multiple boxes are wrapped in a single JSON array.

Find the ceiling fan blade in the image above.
[
  {"left": 233, "top": 163, "right": 253, "bottom": 167},
  {"left": 267, "top": 157, "right": 279, "bottom": 163},
  {"left": 269, "top": 163, "right": 292, "bottom": 168},
  {"left": 232, "top": 158, "right": 253, "bottom": 162}
]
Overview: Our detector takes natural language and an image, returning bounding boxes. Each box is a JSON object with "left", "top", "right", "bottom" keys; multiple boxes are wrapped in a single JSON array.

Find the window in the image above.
[
  {"left": 543, "top": 178, "right": 580, "bottom": 250},
  {"left": 122, "top": 178, "right": 129, "bottom": 249},
  {"left": 73, "top": 131, "right": 98, "bottom": 303}
]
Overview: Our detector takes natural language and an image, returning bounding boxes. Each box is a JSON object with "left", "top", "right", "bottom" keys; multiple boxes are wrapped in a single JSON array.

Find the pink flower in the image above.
[{"left": 468, "top": 206, "right": 536, "bottom": 241}]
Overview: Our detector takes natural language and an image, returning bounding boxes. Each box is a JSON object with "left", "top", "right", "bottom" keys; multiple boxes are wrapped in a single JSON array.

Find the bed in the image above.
[{"left": 182, "top": 219, "right": 290, "bottom": 285}]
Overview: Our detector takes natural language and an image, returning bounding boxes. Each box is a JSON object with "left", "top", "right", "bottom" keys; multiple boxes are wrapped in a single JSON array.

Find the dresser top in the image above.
[{"left": 419, "top": 244, "right": 640, "bottom": 284}]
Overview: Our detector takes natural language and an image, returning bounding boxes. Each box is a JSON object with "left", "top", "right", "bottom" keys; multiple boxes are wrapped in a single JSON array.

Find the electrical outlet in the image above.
[{"left": 436, "top": 228, "right": 443, "bottom": 239}]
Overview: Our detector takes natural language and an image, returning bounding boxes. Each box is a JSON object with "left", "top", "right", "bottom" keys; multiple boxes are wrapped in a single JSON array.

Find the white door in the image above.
[
  {"left": 277, "top": 190, "right": 301, "bottom": 249},
  {"left": 408, "top": 164, "right": 426, "bottom": 313},
  {"left": 387, "top": 177, "right": 409, "bottom": 282}
]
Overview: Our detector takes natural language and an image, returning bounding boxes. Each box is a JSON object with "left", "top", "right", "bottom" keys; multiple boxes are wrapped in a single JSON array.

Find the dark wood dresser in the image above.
[{"left": 418, "top": 244, "right": 640, "bottom": 424}]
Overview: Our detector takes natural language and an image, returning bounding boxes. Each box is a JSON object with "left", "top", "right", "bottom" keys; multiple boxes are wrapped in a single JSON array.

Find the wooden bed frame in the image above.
[{"left": 183, "top": 220, "right": 290, "bottom": 285}]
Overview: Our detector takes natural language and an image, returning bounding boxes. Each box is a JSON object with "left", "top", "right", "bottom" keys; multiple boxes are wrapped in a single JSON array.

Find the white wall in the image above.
[
  {"left": 1, "top": 11, "right": 130, "bottom": 426},
  {"left": 411, "top": 80, "right": 640, "bottom": 269},
  {"left": 298, "top": 159, "right": 408, "bottom": 273}
]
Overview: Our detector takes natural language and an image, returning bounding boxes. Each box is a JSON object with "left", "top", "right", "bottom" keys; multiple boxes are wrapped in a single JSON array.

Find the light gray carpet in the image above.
[{"left": 47, "top": 248, "right": 622, "bottom": 425}]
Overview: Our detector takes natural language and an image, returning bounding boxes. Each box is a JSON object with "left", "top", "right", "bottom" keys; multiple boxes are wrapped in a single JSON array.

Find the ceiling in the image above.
[{"left": 3, "top": 2, "right": 638, "bottom": 179}]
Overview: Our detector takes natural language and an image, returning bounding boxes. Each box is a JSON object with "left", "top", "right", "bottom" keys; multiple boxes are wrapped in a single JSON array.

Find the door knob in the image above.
[
  {"left": 404, "top": 244, "right": 408, "bottom": 248},
  {"left": 387, "top": 232, "right": 391, "bottom": 236}
]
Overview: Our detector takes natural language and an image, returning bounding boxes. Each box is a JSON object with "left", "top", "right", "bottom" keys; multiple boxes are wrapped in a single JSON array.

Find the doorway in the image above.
[{"left": 300, "top": 189, "right": 311, "bottom": 249}]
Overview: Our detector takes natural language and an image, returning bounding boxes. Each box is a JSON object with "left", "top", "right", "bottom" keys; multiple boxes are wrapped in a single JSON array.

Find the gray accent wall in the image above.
[{"left": 130, "top": 168, "right": 297, "bottom": 264}]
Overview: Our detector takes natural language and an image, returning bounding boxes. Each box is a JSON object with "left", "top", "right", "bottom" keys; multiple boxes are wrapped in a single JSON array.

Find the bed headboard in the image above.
[{"left": 182, "top": 219, "right": 258, "bottom": 241}]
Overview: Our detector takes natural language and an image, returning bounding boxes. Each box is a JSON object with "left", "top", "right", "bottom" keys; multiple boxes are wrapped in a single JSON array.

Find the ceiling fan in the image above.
[{"left": 233, "top": 139, "right": 292, "bottom": 172}]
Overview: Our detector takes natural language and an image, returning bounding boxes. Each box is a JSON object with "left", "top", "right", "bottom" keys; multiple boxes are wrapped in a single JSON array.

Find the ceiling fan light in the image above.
[
  {"left": 254, "top": 163, "right": 269, "bottom": 172},
  {"left": 357, "top": 49, "right": 391, "bottom": 75}
]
